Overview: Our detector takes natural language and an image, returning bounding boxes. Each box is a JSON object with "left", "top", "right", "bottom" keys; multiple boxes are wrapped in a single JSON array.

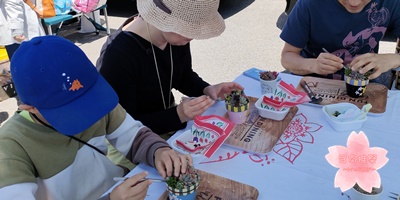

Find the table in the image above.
[{"left": 105, "top": 73, "right": 400, "bottom": 200}]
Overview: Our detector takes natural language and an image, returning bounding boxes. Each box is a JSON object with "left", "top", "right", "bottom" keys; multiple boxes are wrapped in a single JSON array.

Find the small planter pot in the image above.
[
  {"left": 225, "top": 102, "right": 249, "bottom": 124},
  {"left": 1, "top": 81, "right": 17, "bottom": 98},
  {"left": 349, "top": 184, "right": 383, "bottom": 200},
  {"left": 260, "top": 78, "right": 277, "bottom": 94},
  {"left": 167, "top": 175, "right": 199, "bottom": 200},
  {"left": 344, "top": 75, "right": 369, "bottom": 98}
]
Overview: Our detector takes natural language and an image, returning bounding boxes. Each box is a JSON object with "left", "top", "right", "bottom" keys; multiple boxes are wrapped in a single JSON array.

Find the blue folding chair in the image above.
[{"left": 43, "top": 4, "right": 110, "bottom": 35}]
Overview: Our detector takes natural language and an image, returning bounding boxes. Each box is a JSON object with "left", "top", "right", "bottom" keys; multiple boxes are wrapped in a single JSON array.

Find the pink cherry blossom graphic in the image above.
[{"left": 325, "top": 131, "right": 388, "bottom": 193}]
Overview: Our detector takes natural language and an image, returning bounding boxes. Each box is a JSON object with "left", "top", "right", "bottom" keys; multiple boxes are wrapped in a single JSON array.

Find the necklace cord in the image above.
[
  {"left": 146, "top": 22, "right": 173, "bottom": 110},
  {"left": 30, "top": 113, "right": 106, "bottom": 156}
]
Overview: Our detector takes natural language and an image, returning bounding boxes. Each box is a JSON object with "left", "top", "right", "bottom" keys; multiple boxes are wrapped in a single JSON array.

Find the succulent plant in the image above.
[
  {"left": 353, "top": 183, "right": 381, "bottom": 195},
  {"left": 224, "top": 90, "right": 249, "bottom": 107},
  {"left": 166, "top": 165, "right": 198, "bottom": 189},
  {"left": 344, "top": 65, "right": 371, "bottom": 80},
  {"left": 259, "top": 71, "right": 279, "bottom": 81}
]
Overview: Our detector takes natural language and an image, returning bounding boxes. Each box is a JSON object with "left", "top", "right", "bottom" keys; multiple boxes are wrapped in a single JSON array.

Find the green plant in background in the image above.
[
  {"left": 224, "top": 90, "right": 249, "bottom": 107},
  {"left": 166, "top": 165, "right": 198, "bottom": 189},
  {"left": 344, "top": 65, "right": 371, "bottom": 80},
  {"left": 259, "top": 71, "right": 279, "bottom": 81}
]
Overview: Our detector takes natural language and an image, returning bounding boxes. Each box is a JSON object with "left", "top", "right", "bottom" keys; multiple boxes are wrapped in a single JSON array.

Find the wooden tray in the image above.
[
  {"left": 223, "top": 96, "right": 298, "bottom": 155},
  {"left": 158, "top": 170, "right": 259, "bottom": 200},
  {"left": 295, "top": 76, "right": 388, "bottom": 114}
]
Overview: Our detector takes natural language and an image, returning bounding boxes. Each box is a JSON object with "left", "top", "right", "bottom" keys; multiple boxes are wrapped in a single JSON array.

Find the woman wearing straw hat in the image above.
[{"left": 97, "top": 0, "right": 243, "bottom": 135}]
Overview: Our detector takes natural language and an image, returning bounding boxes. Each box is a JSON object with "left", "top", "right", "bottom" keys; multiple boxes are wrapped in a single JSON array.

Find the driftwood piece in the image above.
[
  {"left": 223, "top": 96, "right": 298, "bottom": 154},
  {"left": 296, "top": 76, "right": 388, "bottom": 114}
]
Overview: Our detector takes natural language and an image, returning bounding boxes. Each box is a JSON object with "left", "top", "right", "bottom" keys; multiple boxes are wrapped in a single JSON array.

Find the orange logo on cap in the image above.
[{"left": 69, "top": 79, "right": 83, "bottom": 91}]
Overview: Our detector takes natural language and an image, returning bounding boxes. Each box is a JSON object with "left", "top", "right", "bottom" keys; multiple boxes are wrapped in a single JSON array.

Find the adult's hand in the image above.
[
  {"left": 110, "top": 171, "right": 151, "bottom": 200},
  {"left": 313, "top": 52, "right": 344, "bottom": 75},
  {"left": 203, "top": 82, "right": 244, "bottom": 101},
  {"left": 281, "top": 42, "right": 343, "bottom": 75},
  {"left": 154, "top": 147, "right": 193, "bottom": 178},
  {"left": 176, "top": 95, "right": 214, "bottom": 123},
  {"left": 14, "top": 35, "right": 26, "bottom": 43},
  {"left": 350, "top": 53, "right": 400, "bottom": 79}
]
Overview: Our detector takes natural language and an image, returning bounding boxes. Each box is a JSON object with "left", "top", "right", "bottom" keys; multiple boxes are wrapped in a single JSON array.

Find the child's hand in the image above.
[
  {"left": 154, "top": 147, "right": 193, "bottom": 178},
  {"left": 110, "top": 171, "right": 151, "bottom": 200}
]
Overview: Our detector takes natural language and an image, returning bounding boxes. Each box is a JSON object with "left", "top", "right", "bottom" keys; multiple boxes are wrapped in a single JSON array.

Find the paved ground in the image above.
[{"left": 0, "top": 0, "right": 397, "bottom": 126}]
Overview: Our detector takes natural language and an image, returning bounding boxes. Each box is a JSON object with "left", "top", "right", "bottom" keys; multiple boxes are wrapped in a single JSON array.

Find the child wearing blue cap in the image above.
[{"left": 0, "top": 35, "right": 192, "bottom": 199}]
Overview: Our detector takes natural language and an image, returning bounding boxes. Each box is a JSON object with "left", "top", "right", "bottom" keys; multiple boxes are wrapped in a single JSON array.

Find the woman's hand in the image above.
[
  {"left": 110, "top": 171, "right": 151, "bottom": 200},
  {"left": 203, "top": 82, "right": 244, "bottom": 101},
  {"left": 154, "top": 147, "right": 193, "bottom": 178},
  {"left": 176, "top": 95, "right": 215, "bottom": 123}
]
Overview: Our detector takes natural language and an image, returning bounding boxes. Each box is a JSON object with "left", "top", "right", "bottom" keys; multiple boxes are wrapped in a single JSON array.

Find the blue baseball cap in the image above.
[{"left": 11, "top": 36, "right": 119, "bottom": 136}]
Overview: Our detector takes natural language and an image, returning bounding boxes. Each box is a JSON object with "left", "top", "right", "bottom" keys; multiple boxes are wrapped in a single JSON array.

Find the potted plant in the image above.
[
  {"left": 166, "top": 165, "right": 200, "bottom": 200},
  {"left": 1, "top": 69, "right": 17, "bottom": 99},
  {"left": 259, "top": 71, "right": 279, "bottom": 94},
  {"left": 350, "top": 183, "right": 383, "bottom": 200},
  {"left": 344, "top": 66, "right": 370, "bottom": 98},
  {"left": 224, "top": 90, "right": 250, "bottom": 124}
]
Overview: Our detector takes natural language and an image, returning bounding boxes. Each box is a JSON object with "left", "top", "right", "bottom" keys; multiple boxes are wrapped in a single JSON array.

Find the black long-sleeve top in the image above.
[{"left": 97, "top": 17, "right": 209, "bottom": 134}]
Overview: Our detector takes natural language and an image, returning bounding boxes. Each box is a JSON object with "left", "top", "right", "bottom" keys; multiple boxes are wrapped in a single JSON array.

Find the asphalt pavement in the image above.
[{"left": 0, "top": 0, "right": 396, "bottom": 125}]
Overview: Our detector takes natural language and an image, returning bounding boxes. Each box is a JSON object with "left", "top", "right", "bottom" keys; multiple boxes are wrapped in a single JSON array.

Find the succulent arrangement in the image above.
[
  {"left": 344, "top": 65, "right": 371, "bottom": 97},
  {"left": 259, "top": 71, "right": 279, "bottom": 81},
  {"left": 353, "top": 183, "right": 381, "bottom": 195},
  {"left": 224, "top": 90, "right": 249, "bottom": 107},
  {"left": 166, "top": 165, "right": 199, "bottom": 190},
  {"left": 344, "top": 65, "right": 371, "bottom": 80}
]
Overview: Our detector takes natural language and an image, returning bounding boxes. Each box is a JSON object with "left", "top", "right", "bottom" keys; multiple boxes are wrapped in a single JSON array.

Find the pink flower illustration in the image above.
[
  {"left": 325, "top": 131, "right": 388, "bottom": 192},
  {"left": 274, "top": 113, "right": 322, "bottom": 163},
  {"left": 200, "top": 113, "right": 322, "bottom": 165}
]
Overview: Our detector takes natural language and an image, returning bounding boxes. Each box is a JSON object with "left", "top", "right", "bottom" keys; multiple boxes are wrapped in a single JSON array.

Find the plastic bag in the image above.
[
  {"left": 54, "top": 0, "right": 72, "bottom": 15},
  {"left": 73, "top": 0, "right": 99, "bottom": 13}
]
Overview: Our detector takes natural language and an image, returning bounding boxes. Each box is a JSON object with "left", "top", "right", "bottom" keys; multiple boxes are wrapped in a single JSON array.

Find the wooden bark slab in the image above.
[
  {"left": 295, "top": 76, "right": 388, "bottom": 114},
  {"left": 158, "top": 169, "right": 259, "bottom": 200},
  {"left": 222, "top": 96, "right": 298, "bottom": 155}
]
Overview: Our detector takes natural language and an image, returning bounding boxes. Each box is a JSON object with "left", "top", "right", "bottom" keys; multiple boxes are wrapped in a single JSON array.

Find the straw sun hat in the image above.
[{"left": 137, "top": 0, "right": 225, "bottom": 40}]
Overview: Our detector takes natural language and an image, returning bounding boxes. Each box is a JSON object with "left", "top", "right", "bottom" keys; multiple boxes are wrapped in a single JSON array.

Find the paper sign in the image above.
[
  {"left": 325, "top": 131, "right": 388, "bottom": 192},
  {"left": 261, "top": 80, "right": 309, "bottom": 111},
  {"left": 175, "top": 115, "right": 234, "bottom": 158}
]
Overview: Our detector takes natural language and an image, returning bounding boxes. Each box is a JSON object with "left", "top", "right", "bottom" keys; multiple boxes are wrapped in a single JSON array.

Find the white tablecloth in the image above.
[{"left": 104, "top": 73, "right": 400, "bottom": 200}]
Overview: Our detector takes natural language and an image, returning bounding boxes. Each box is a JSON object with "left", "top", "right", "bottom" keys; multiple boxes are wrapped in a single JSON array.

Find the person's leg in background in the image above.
[
  {"left": 4, "top": 43, "right": 22, "bottom": 106},
  {"left": 4, "top": 43, "right": 20, "bottom": 60}
]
